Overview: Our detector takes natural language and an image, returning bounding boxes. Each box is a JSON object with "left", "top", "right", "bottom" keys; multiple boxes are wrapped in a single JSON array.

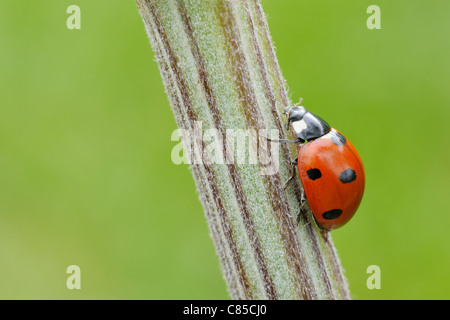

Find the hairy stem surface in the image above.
[{"left": 136, "top": 0, "right": 351, "bottom": 300}]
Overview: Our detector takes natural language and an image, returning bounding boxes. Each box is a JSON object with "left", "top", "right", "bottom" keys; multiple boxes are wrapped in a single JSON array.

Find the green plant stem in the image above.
[{"left": 136, "top": 0, "right": 350, "bottom": 300}]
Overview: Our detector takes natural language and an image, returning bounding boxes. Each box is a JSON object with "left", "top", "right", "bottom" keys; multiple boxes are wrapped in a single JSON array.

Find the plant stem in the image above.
[{"left": 136, "top": 0, "right": 350, "bottom": 300}]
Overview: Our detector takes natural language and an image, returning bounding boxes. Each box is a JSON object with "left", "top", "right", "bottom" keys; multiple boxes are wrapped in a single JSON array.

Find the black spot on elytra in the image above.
[
  {"left": 339, "top": 168, "right": 357, "bottom": 184},
  {"left": 307, "top": 168, "right": 322, "bottom": 180},
  {"left": 331, "top": 131, "right": 347, "bottom": 146},
  {"left": 322, "top": 209, "right": 343, "bottom": 220}
]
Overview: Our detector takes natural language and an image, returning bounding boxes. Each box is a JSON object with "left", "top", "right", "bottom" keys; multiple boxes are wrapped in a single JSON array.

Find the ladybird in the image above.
[{"left": 274, "top": 101, "right": 365, "bottom": 231}]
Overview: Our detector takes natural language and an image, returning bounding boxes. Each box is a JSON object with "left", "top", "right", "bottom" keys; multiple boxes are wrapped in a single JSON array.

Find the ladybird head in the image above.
[{"left": 284, "top": 105, "right": 307, "bottom": 130}]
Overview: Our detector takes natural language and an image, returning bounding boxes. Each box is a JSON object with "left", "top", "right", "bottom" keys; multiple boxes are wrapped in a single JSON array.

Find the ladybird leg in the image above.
[
  {"left": 267, "top": 137, "right": 304, "bottom": 144},
  {"left": 260, "top": 134, "right": 297, "bottom": 143},
  {"left": 283, "top": 157, "right": 298, "bottom": 190},
  {"left": 284, "top": 119, "right": 291, "bottom": 130},
  {"left": 262, "top": 131, "right": 305, "bottom": 144},
  {"left": 296, "top": 189, "right": 307, "bottom": 225},
  {"left": 300, "top": 187, "right": 306, "bottom": 203}
]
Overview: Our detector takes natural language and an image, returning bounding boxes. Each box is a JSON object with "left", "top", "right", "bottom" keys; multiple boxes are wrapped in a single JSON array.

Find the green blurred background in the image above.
[{"left": 0, "top": 0, "right": 449, "bottom": 299}]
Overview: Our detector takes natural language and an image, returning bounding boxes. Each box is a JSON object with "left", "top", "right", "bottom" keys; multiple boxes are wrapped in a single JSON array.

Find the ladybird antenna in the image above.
[
  {"left": 284, "top": 98, "right": 304, "bottom": 114},
  {"left": 294, "top": 98, "right": 303, "bottom": 107}
]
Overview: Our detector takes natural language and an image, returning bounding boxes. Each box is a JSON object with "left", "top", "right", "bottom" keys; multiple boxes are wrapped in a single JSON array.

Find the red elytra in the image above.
[{"left": 298, "top": 128, "right": 365, "bottom": 230}]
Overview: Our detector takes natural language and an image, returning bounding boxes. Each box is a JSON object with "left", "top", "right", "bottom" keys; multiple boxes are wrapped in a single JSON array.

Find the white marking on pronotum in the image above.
[
  {"left": 321, "top": 128, "right": 337, "bottom": 141},
  {"left": 291, "top": 119, "right": 307, "bottom": 136}
]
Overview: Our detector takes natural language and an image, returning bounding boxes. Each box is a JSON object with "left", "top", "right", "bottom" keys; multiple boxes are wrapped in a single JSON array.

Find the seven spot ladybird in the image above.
[{"left": 273, "top": 101, "right": 365, "bottom": 231}]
